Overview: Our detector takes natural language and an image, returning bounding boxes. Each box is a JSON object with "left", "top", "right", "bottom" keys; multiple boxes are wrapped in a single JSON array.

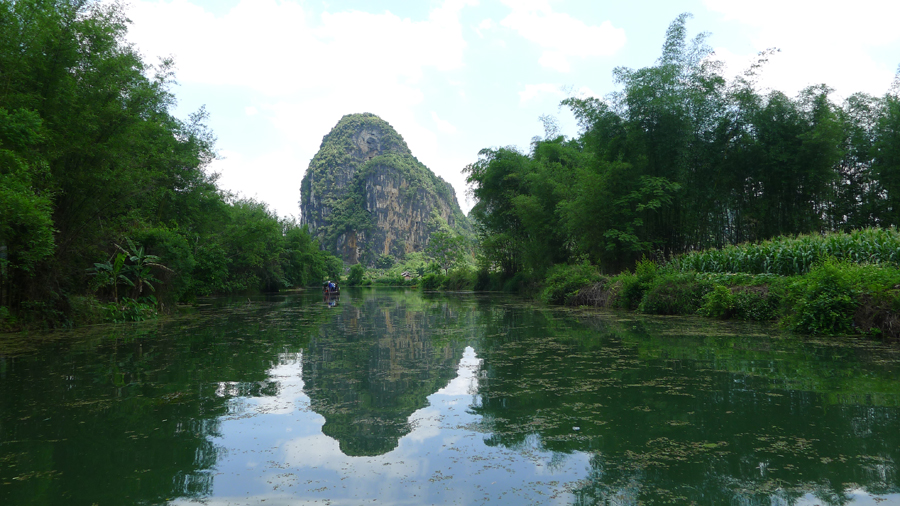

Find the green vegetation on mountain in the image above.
[
  {"left": 300, "top": 113, "right": 471, "bottom": 266},
  {"left": 0, "top": 0, "right": 340, "bottom": 330}
]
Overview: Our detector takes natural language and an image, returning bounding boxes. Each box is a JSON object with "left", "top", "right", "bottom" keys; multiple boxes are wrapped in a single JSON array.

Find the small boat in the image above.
[{"left": 323, "top": 280, "right": 340, "bottom": 296}]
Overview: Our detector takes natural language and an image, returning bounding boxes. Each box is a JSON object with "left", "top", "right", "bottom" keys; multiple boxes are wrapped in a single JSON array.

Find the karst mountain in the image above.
[{"left": 300, "top": 113, "right": 471, "bottom": 265}]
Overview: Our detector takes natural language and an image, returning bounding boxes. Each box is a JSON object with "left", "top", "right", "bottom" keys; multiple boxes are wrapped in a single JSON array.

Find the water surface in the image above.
[{"left": 1, "top": 289, "right": 899, "bottom": 505}]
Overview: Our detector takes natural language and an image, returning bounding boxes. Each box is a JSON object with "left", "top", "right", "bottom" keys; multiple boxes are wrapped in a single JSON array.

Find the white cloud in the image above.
[
  {"left": 705, "top": 0, "right": 900, "bottom": 46},
  {"left": 431, "top": 111, "right": 458, "bottom": 134},
  {"left": 214, "top": 147, "right": 306, "bottom": 218},
  {"left": 121, "top": 0, "right": 478, "bottom": 217},
  {"left": 434, "top": 346, "right": 482, "bottom": 396},
  {"left": 499, "top": 0, "right": 626, "bottom": 72},
  {"left": 519, "top": 83, "right": 565, "bottom": 104},
  {"left": 704, "top": 0, "right": 900, "bottom": 97},
  {"left": 126, "top": 0, "right": 476, "bottom": 94},
  {"left": 538, "top": 51, "right": 570, "bottom": 72}
]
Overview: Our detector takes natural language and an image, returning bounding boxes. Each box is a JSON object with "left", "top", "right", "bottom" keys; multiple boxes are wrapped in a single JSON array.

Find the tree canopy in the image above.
[
  {"left": 0, "top": 0, "right": 339, "bottom": 326},
  {"left": 466, "top": 13, "right": 900, "bottom": 276}
]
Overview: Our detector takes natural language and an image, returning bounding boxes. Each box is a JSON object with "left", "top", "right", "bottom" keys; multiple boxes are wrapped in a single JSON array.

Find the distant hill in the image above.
[{"left": 300, "top": 113, "right": 471, "bottom": 265}]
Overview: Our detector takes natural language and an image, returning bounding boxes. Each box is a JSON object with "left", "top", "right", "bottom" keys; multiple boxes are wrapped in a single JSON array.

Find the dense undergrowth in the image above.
[
  {"left": 541, "top": 229, "right": 900, "bottom": 338},
  {"left": 351, "top": 228, "right": 900, "bottom": 339}
]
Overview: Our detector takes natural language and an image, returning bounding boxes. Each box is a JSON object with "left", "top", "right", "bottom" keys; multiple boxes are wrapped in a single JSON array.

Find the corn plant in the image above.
[{"left": 673, "top": 227, "right": 900, "bottom": 275}]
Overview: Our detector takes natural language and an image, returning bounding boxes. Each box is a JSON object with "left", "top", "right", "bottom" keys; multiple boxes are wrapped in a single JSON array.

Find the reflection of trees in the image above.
[
  {"left": 469, "top": 308, "right": 900, "bottom": 505},
  {"left": 4, "top": 293, "right": 899, "bottom": 505},
  {"left": 303, "top": 290, "right": 468, "bottom": 456},
  {"left": 0, "top": 295, "right": 331, "bottom": 505}
]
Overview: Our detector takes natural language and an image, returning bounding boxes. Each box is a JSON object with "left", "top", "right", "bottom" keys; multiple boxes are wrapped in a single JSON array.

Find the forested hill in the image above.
[
  {"left": 466, "top": 13, "right": 900, "bottom": 276},
  {"left": 300, "top": 113, "right": 472, "bottom": 266},
  {"left": 0, "top": 1, "right": 341, "bottom": 328}
]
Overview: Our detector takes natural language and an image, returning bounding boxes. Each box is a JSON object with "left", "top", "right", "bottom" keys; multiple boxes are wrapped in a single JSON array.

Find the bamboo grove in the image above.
[
  {"left": 465, "top": 14, "right": 900, "bottom": 276},
  {"left": 0, "top": 0, "right": 340, "bottom": 327}
]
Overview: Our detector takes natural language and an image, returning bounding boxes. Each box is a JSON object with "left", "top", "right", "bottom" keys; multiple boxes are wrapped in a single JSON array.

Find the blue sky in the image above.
[{"left": 119, "top": 0, "right": 900, "bottom": 217}]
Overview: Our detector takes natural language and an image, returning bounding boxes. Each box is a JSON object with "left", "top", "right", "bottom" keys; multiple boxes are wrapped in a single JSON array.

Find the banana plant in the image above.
[
  {"left": 88, "top": 252, "right": 131, "bottom": 303},
  {"left": 118, "top": 239, "right": 172, "bottom": 298},
  {"left": 88, "top": 239, "right": 173, "bottom": 303}
]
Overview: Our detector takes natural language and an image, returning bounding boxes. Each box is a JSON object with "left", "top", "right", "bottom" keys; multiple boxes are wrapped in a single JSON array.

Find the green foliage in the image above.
[
  {"left": 86, "top": 239, "right": 172, "bottom": 308},
  {"left": 425, "top": 221, "right": 468, "bottom": 274},
  {"left": 698, "top": 284, "right": 735, "bottom": 319},
  {"left": 101, "top": 297, "right": 159, "bottom": 324},
  {"left": 501, "top": 272, "right": 540, "bottom": 295},
  {"left": 132, "top": 226, "right": 195, "bottom": 303},
  {"left": 612, "top": 273, "right": 644, "bottom": 310},
  {"left": 415, "top": 268, "right": 476, "bottom": 291},
  {"left": 474, "top": 270, "right": 505, "bottom": 292},
  {"left": 0, "top": 108, "right": 55, "bottom": 284},
  {"left": 610, "top": 258, "right": 659, "bottom": 309},
  {"left": 347, "top": 264, "right": 366, "bottom": 286},
  {"left": 674, "top": 227, "right": 900, "bottom": 275},
  {"left": 0, "top": 306, "right": 15, "bottom": 332},
  {"left": 444, "top": 268, "right": 477, "bottom": 291},
  {"left": 465, "top": 13, "right": 900, "bottom": 286},
  {"left": 420, "top": 273, "right": 444, "bottom": 290},
  {"left": 638, "top": 272, "right": 711, "bottom": 315},
  {"left": 783, "top": 258, "right": 900, "bottom": 335},
  {"left": 786, "top": 259, "right": 858, "bottom": 335},
  {"left": 540, "top": 263, "right": 603, "bottom": 305},
  {"left": 324, "top": 256, "right": 344, "bottom": 281},
  {"left": 731, "top": 287, "right": 780, "bottom": 321},
  {"left": 375, "top": 254, "right": 395, "bottom": 269},
  {"left": 301, "top": 113, "right": 472, "bottom": 261}
]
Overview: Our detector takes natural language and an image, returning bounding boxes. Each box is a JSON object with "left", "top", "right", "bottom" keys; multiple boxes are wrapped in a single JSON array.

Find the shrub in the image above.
[
  {"left": 699, "top": 283, "right": 781, "bottom": 321},
  {"left": 102, "top": 297, "right": 158, "bottom": 323},
  {"left": 68, "top": 295, "right": 105, "bottom": 326},
  {"left": 699, "top": 284, "right": 735, "bottom": 319},
  {"left": 0, "top": 306, "right": 16, "bottom": 332},
  {"left": 783, "top": 258, "right": 900, "bottom": 335},
  {"left": 420, "top": 273, "right": 445, "bottom": 290},
  {"left": 502, "top": 272, "right": 539, "bottom": 295},
  {"left": 569, "top": 280, "right": 614, "bottom": 307},
  {"left": 613, "top": 273, "right": 643, "bottom": 309},
  {"left": 732, "top": 287, "right": 780, "bottom": 321},
  {"left": 375, "top": 254, "right": 394, "bottom": 269},
  {"left": 786, "top": 258, "right": 857, "bottom": 335},
  {"left": 445, "top": 269, "right": 476, "bottom": 290},
  {"left": 133, "top": 227, "right": 195, "bottom": 304},
  {"left": 610, "top": 259, "right": 659, "bottom": 309},
  {"left": 347, "top": 263, "right": 366, "bottom": 285},
  {"left": 540, "top": 263, "right": 603, "bottom": 305},
  {"left": 638, "top": 272, "right": 711, "bottom": 315}
]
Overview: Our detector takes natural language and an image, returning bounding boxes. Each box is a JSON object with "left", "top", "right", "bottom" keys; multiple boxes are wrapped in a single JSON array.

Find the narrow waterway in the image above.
[{"left": 1, "top": 289, "right": 899, "bottom": 505}]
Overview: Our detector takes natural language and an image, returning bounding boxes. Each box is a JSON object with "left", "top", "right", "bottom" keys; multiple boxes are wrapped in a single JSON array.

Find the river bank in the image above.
[{"left": 357, "top": 228, "right": 900, "bottom": 339}]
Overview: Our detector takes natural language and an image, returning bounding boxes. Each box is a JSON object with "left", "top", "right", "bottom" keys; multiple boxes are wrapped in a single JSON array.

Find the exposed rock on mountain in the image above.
[{"left": 300, "top": 113, "right": 471, "bottom": 265}]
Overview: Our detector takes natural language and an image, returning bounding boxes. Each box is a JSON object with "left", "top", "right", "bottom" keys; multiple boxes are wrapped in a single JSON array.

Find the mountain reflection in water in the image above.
[
  {"left": 302, "top": 292, "right": 468, "bottom": 456},
  {"left": 1, "top": 289, "right": 899, "bottom": 505}
]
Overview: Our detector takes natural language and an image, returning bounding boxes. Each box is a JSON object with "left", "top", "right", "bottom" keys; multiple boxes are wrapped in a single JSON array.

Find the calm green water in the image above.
[{"left": 2, "top": 289, "right": 900, "bottom": 505}]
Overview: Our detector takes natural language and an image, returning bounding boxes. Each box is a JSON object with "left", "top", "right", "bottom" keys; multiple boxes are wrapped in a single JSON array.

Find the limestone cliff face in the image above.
[{"left": 300, "top": 113, "right": 471, "bottom": 265}]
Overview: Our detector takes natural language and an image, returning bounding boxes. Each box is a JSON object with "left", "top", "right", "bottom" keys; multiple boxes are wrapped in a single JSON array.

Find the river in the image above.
[{"left": 1, "top": 289, "right": 899, "bottom": 505}]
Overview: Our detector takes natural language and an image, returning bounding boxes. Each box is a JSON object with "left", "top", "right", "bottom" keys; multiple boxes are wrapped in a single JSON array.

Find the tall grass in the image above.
[{"left": 673, "top": 228, "right": 900, "bottom": 276}]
